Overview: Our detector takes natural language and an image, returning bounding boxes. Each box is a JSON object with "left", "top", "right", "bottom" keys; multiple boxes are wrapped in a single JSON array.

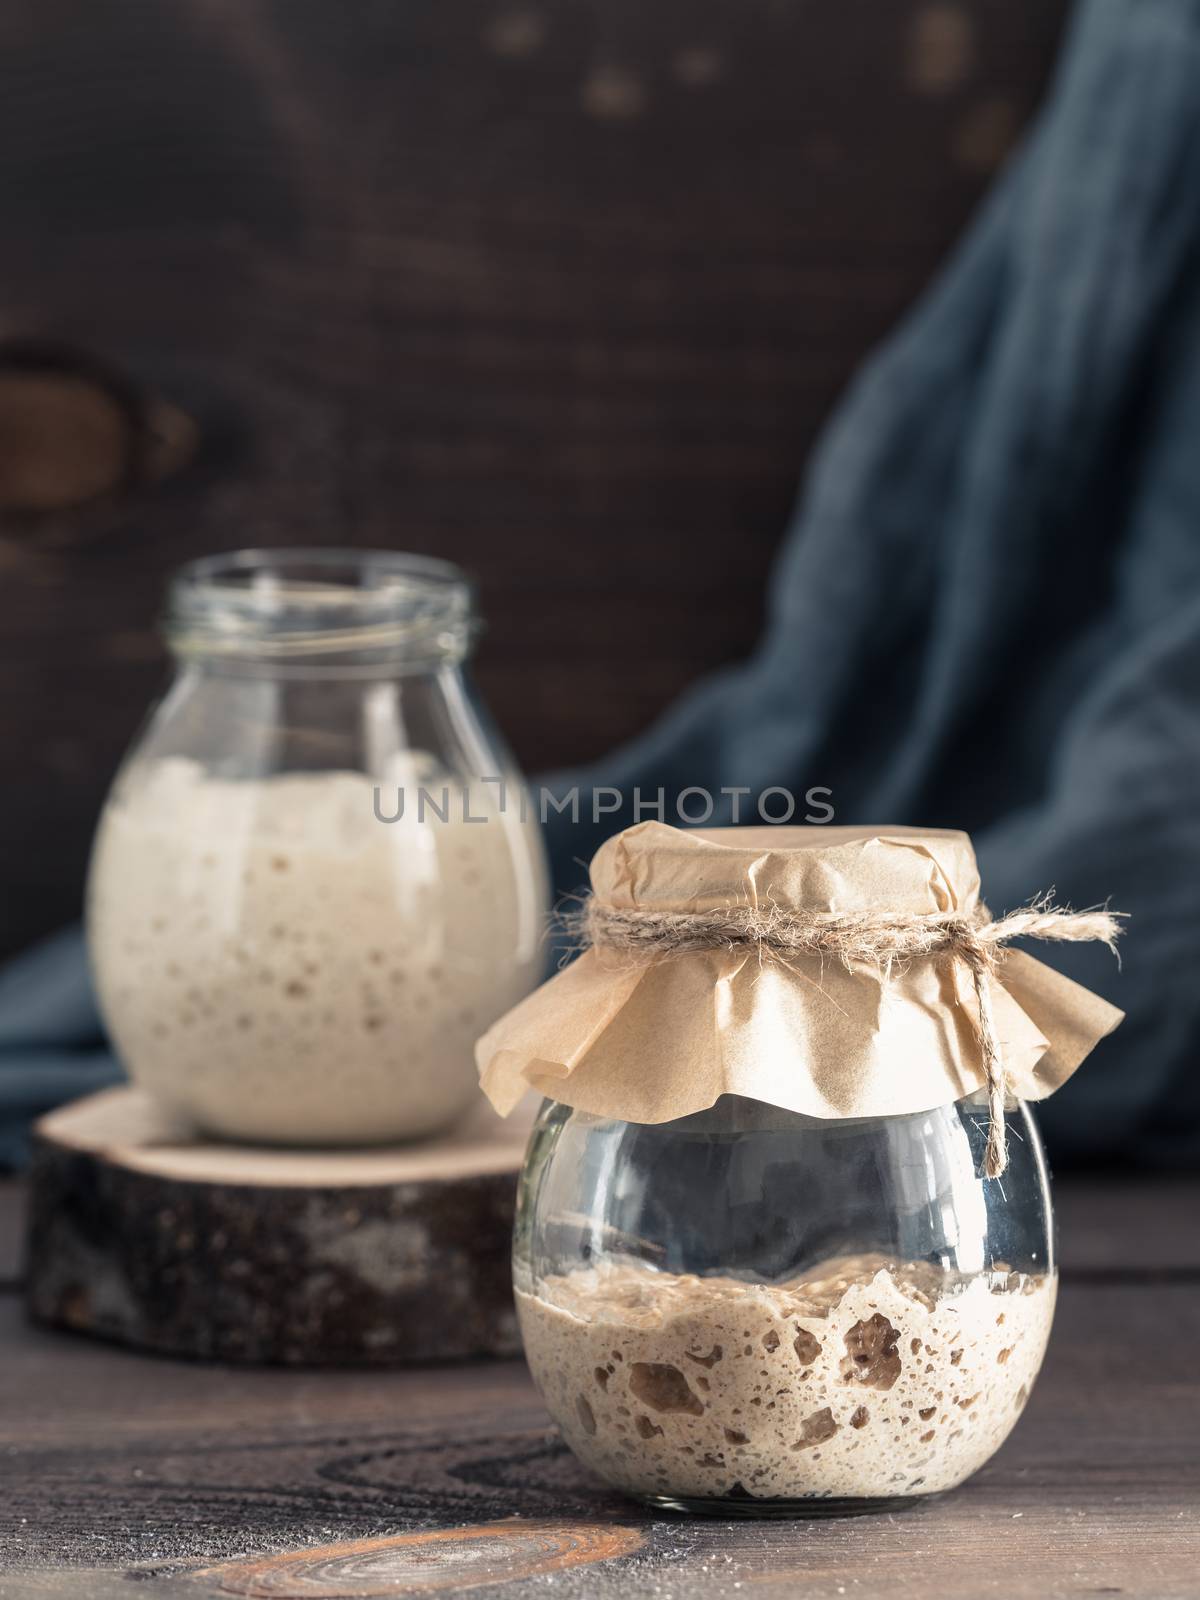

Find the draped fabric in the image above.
[{"left": 537, "top": 0, "right": 1200, "bottom": 1165}]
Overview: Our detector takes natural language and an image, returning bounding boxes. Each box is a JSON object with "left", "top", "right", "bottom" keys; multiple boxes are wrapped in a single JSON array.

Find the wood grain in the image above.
[
  {"left": 0, "top": 342, "right": 196, "bottom": 512},
  {"left": 26, "top": 1088, "right": 530, "bottom": 1364},
  {"left": 1, "top": 1180, "right": 1198, "bottom": 1596},
  {"left": 0, "top": 0, "right": 1071, "bottom": 959},
  {"left": 196, "top": 1521, "right": 647, "bottom": 1596}
]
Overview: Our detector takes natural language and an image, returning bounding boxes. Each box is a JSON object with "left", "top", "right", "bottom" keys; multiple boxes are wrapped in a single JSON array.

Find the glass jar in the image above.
[
  {"left": 514, "top": 1089, "right": 1055, "bottom": 1514},
  {"left": 86, "top": 549, "right": 548, "bottom": 1144}
]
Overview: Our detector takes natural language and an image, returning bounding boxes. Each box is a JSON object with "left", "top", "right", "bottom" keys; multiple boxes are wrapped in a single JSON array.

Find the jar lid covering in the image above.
[
  {"left": 477, "top": 823, "right": 1123, "bottom": 1127},
  {"left": 591, "top": 822, "right": 981, "bottom": 916}
]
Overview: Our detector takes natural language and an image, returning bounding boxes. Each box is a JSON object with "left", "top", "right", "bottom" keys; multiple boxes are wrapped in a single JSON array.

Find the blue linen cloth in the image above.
[
  {"left": 538, "top": 0, "right": 1200, "bottom": 1168},
  {"left": 0, "top": 929, "right": 122, "bottom": 1168},
  {"left": 2, "top": 0, "right": 1198, "bottom": 1168}
]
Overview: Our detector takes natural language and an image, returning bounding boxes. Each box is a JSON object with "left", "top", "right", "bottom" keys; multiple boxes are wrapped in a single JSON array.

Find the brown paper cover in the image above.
[{"left": 476, "top": 823, "right": 1123, "bottom": 1124}]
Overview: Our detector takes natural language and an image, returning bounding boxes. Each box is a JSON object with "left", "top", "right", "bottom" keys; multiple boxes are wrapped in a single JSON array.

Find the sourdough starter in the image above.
[
  {"left": 517, "top": 1254, "right": 1055, "bottom": 1503},
  {"left": 88, "top": 756, "right": 544, "bottom": 1143}
]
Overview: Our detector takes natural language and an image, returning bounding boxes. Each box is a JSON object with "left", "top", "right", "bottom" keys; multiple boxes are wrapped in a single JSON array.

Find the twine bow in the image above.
[{"left": 575, "top": 897, "right": 1124, "bottom": 1178}]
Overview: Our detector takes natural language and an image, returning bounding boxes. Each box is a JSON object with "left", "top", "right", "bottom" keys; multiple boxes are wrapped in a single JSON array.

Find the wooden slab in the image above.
[{"left": 25, "top": 1086, "right": 532, "bottom": 1366}]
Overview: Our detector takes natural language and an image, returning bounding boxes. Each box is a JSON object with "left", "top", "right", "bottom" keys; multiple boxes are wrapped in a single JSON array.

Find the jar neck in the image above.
[{"left": 164, "top": 549, "right": 478, "bottom": 676}]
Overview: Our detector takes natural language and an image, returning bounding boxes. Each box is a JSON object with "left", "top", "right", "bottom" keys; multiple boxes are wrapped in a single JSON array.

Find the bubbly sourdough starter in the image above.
[
  {"left": 518, "top": 1254, "right": 1056, "bottom": 1503},
  {"left": 88, "top": 757, "right": 544, "bottom": 1143}
]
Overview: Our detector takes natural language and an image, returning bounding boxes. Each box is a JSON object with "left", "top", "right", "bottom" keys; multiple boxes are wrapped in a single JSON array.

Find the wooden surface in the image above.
[
  {"left": 0, "top": 0, "right": 1072, "bottom": 960},
  {"left": 26, "top": 1087, "right": 530, "bottom": 1365},
  {"left": 2, "top": 1176, "right": 1198, "bottom": 1598}
]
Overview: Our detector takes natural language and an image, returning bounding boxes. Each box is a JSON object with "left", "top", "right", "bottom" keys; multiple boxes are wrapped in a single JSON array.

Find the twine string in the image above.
[{"left": 574, "top": 897, "right": 1123, "bottom": 1178}]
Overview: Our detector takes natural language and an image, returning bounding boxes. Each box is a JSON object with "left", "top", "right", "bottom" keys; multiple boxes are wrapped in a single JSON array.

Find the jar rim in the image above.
[{"left": 165, "top": 547, "right": 478, "bottom": 667}]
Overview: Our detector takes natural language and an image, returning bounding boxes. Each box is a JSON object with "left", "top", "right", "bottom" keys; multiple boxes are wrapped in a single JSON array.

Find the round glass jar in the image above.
[
  {"left": 514, "top": 1090, "right": 1055, "bottom": 1514},
  {"left": 86, "top": 549, "right": 548, "bottom": 1144}
]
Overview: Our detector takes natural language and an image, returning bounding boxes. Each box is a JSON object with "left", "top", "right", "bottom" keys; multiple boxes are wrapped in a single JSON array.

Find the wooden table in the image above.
[{"left": 1, "top": 1176, "right": 1197, "bottom": 1598}]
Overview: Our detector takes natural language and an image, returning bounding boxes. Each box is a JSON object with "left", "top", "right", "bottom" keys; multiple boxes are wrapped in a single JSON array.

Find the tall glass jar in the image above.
[
  {"left": 513, "top": 1090, "right": 1056, "bottom": 1514},
  {"left": 86, "top": 549, "right": 548, "bottom": 1144}
]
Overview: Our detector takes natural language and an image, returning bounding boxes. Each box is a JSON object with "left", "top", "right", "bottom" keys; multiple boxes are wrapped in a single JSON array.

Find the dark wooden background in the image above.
[{"left": 0, "top": 0, "right": 1070, "bottom": 960}]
